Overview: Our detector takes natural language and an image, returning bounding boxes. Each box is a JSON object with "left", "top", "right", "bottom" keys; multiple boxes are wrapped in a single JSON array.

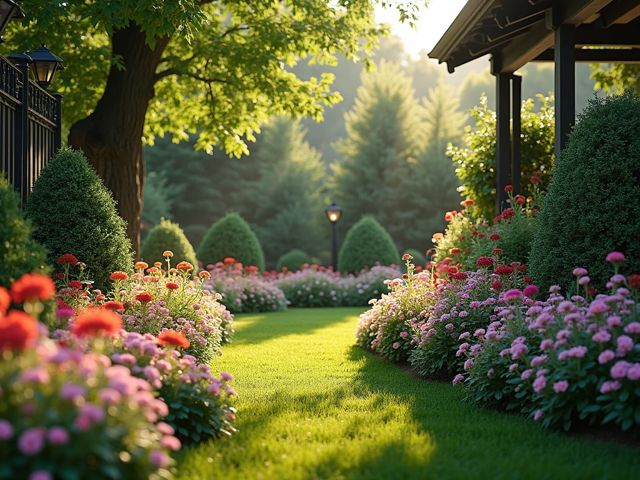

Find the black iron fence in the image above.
[{"left": 0, "top": 54, "right": 61, "bottom": 203}]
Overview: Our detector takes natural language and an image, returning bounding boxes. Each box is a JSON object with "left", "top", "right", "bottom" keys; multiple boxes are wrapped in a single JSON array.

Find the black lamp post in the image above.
[
  {"left": 28, "top": 44, "right": 63, "bottom": 89},
  {"left": 0, "top": 0, "right": 24, "bottom": 43},
  {"left": 325, "top": 202, "right": 342, "bottom": 271}
]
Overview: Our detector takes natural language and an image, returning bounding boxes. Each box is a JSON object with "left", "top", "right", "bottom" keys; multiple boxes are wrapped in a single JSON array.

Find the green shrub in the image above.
[
  {"left": 0, "top": 175, "right": 49, "bottom": 287},
  {"left": 338, "top": 216, "right": 399, "bottom": 273},
  {"left": 197, "top": 213, "right": 265, "bottom": 270},
  {"left": 276, "top": 249, "right": 312, "bottom": 271},
  {"left": 25, "top": 147, "right": 132, "bottom": 291},
  {"left": 141, "top": 219, "right": 196, "bottom": 267},
  {"left": 530, "top": 92, "right": 640, "bottom": 290},
  {"left": 403, "top": 248, "right": 427, "bottom": 266}
]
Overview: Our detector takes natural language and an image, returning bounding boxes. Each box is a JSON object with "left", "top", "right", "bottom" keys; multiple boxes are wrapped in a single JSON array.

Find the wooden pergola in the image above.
[{"left": 429, "top": 0, "right": 640, "bottom": 211}]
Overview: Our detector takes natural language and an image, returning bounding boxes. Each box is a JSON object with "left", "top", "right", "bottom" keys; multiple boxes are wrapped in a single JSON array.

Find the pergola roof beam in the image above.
[
  {"left": 535, "top": 47, "right": 640, "bottom": 62},
  {"left": 575, "top": 24, "right": 640, "bottom": 46},
  {"left": 596, "top": 0, "right": 640, "bottom": 26}
]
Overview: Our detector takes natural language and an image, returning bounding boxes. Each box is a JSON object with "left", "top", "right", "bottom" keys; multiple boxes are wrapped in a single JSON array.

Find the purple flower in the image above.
[
  {"left": 627, "top": 363, "right": 640, "bottom": 381},
  {"left": 60, "top": 383, "right": 86, "bottom": 402},
  {"left": 598, "top": 350, "right": 615, "bottom": 364},
  {"left": 503, "top": 289, "right": 523, "bottom": 303},
  {"left": 463, "top": 359, "right": 474, "bottom": 370},
  {"left": 611, "top": 361, "right": 631, "bottom": 379},
  {"left": 572, "top": 267, "right": 588, "bottom": 277},
  {"left": 150, "top": 450, "right": 171, "bottom": 468},
  {"left": 521, "top": 369, "right": 533, "bottom": 380},
  {"left": 29, "top": 471, "right": 52, "bottom": 480},
  {"left": 553, "top": 380, "right": 569, "bottom": 393},
  {"left": 18, "top": 428, "right": 45, "bottom": 455},
  {"left": 606, "top": 251, "right": 625, "bottom": 264},
  {"left": 221, "top": 371, "right": 233, "bottom": 382},
  {"left": 533, "top": 409, "right": 544, "bottom": 421},
  {"left": 47, "top": 426, "right": 69, "bottom": 445},
  {"left": 600, "top": 380, "right": 621, "bottom": 394},
  {"left": 452, "top": 374, "right": 464, "bottom": 385},
  {"left": 533, "top": 376, "right": 547, "bottom": 393},
  {"left": 578, "top": 276, "right": 591, "bottom": 286},
  {"left": 0, "top": 420, "right": 14, "bottom": 440},
  {"left": 588, "top": 301, "right": 608, "bottom": 314},
  {"left": 592, "top": 330, "right": 611, "bottom": 343},
  {"left": 616, "top": 335, "right": 634, "bottom": 355}
]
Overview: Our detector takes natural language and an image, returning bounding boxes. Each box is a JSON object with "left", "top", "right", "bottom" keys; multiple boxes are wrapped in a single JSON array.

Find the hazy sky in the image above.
[{"left": 375, "top": 0, "right": 467, "bottom": 59}]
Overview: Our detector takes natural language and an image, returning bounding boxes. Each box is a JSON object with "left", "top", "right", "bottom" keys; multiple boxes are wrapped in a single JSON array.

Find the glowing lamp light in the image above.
[{"left": 325, "top": 202, "right": 342, "bottom": 224}]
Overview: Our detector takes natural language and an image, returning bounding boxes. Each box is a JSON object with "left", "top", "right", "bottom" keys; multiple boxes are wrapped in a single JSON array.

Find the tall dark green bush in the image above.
[
  {"left": 25, "top": 147, "right": 132, "bottom": 290},
  {"left": 197, "top": 213, "right": 265, "bottom": 270},
  {"left": 0, "top": 175, "right": 49, "bottom": 287},
  {"left": 530, "top": 92, "right": 640, "bottom": 290},
  {"left": 141, "top": 219, "right": 196, "bottom": 267},
  {"left": 276, "top": 249, "right": 312, "bottom": 271},
  {"left": 338, "top": 216, "right": 399, "bottom": 273},
  {"left": 403, "top": 248, "right": 427, "bottom": 266}
]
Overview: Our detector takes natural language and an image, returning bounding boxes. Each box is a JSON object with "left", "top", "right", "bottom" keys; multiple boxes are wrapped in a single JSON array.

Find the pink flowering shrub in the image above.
[
  {"left": 0, "top": 338, "right": 178, "bottom": 479},
  {"left": 340, "top": 265, "right": 402, "bottom": 307},
  {"left": 110, "top": 331, "right": 237, "bottom": 444},
  {"left": 356, "top": 257, "right": 434, "bottom": 362},
  {"left": 460, "top": 255, "right": 640, "bottom": 433},
  {"left": 277, "top": 268, "right": 342, "bottom": 308}
]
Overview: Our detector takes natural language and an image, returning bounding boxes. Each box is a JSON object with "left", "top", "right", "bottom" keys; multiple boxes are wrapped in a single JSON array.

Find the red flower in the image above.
[
  {"left": 501, "top": 209, "right": 515, "bottom": 220},
  {"left": 223, "top": 257, "right": 236, "bottom": 265},
  {"left": 55, "top": 273, "right": 65, "bottom": 280},
  {"left": 460, "top": 199, "right": 474, "bottom": 208},
  {"left": 0, "top": 311, "right": 39, "bottom": 351},
  {"left": 515, "top": 195, "right": 526, "bottom": 206},
  {"left": 415, "top": 266, "right": 423, "bottom": 272},
  {"left": 504, "top": 185, "right": 513, "bottom": 193},
  {"left": 491, "top": 280, "right": 503, "bottom": 291},
  {"left": 447, "top": 266, "right": 459, "bottom": 275},
  {"left": 0, "top": 287, "right": 10, "bottom": 314},
  {"left": 158, "top": 330, "right": 190, "bottom": 349},
  {"left": 523, "top": 285, "right": 539, "bottom": 298},
  {"left": 628, "top": 274, "right": 640, "bottom": 290},
  {"left": 176, "top": 261, "right": 194, "bottom": 272},
  {"left": 450, "top": 247, "right": 461, "bottom": 255},
  {"left": 492, "top": 248, "right": 504, "bottom": 255},
  {"left": 110, "top": 271, "right": 129, "bottom": 281},
  {"left": 530, "top": 175, "right": 541, "bottom": 184},
  {"left": 471, "top": 230, "right": 478, "bottom": 236},
  {"left": 478, "top": 234, "right": 485, "bottom": 239},
  {"left": 103, "top": 301, "right": 125, "bottom": 312},
  {"left": 402, "top": 253, "right": 412, "bottom": 261},
  {"left": 444, "top": 211, "right": 458, "bottom": 222},
  {"left": 476, "top": 256, "right": 493, "bottom": 268},
  {"left": 198, "top": 271, "right": 211, "bottom": 279},
  {"left": 135, "top": 292, "right": 153, "bottom": 303},
  {"left": 495, "top": 265, "right": 514, "bottom": 276},
  {"left": 135, "top": 261, "right": 149, "bottom": 270},
  {"left": 165, "top": 282, "right": 180, "bottom": 290},
  {"left": 57, "top": 253, "right": 79, "bottom": 265},
  {"left": 10, "top": 274, "right": 56, "bottom": 304},
  {"left": 68, "top": 280, "right": 83, "bottom": 290},
  {"left": 72, "top": 308, "right": 122, "bottom": 338},
  {"left": 524, "top": 275, "right": 534, "bottom": 284},
  {"left": 489, "top": 233, "right": 501, "bottom": 241},
  {"left": 452, "top": 272, "right": 468, "bottom": 281},
  {"left": 245, "top": 266, "right": 258, "bottom": 274}
]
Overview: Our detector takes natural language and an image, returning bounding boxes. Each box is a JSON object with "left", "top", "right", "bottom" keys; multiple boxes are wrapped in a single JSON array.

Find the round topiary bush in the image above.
[
  {"left": 338, "top": 216, "right": 399, "bottom": 273},
  {"left": 276, "top": 249, "right": 312, "bottom": 271},
  {"left": 141, "top": 219, "right": 197, "bottom": 267},
  {"left": 530, "top": 92, "right": 640, "bottom": 290},
  {"left": 25, "top": 147, "right": 132, "bottom": 291},
  {"left": 0, "top": 175, "right": 49, "bottom": 287},
  {"left": 403, "top": 248, "right": 427, "bottom": 267},
  {"left": 197, "top": 213, "right": 265, "bottom": 270}
]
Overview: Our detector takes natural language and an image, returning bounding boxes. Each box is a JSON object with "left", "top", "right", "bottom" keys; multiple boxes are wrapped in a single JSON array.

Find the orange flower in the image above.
[
  {"left": 163, "top": 250, "right": 174, "bottom": 258},
  {"left": 110, "top": 271, "right": 129, "bottom": 281},
  {"left": 72, "top": 308, "right": 122, "bottom": 338},
  {"left": 0, "top": 287, "right": 10, "bottom": 314},
  {"left": 450, "top": 248, "right": 461, "bottom": 255},
  {"left": 158, "top": 330, "right": 190, "bottom": 349},
  {"left": 153, "top": 262, "right": 163, "bottom": 268},
  {"left": 460, "top": 199, "right": 474, "bottom": 208},
  {"left": 10, "top": 273, "right": 56, "bottom": 304},
  {"left": 147, "top": 267, "right": 160, "bottom": 275},
  {"left": 135, "top": 292, "right": 153, "bottom": 303},
  {"left": 135, "top": 261, "right": 149, "bottom": 270},
  {"left": 103, "top": 301, "right": 125, "bottom": 312},
  {"left": 0, "top": 311, "right": 39, "bottom": 351},
  {"left": 223, "top": 257, "right": 236, "bottom": 265},
  {"left": 432, "top": 233, "right": 444, "bottom": 243},
  {"left": 176, "top": 261, "right": 194, "bottom": 272},
  {"left": 198, "top": 271, "right": 211, "bottom": 279},
  {"left": 56, "top": 253, "right": 79, "bottom": 265},
  {"left": 165, "top": 282, "right": 180, "bottom": 290}
]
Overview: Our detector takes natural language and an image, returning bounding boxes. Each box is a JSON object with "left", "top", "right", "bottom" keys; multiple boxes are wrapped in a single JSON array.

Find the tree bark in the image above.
[{"left": 69, "top": 23, "right": 169, "bottom": 253}]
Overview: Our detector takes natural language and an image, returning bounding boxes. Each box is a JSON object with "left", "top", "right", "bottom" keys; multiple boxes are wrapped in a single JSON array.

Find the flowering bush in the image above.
[
  {"left": 205, "top": 260, "right": 287, "bottom": 314},
  {"left": 460, "top": 254, "right": 640, "bottom": 433},
  {"left": 277, "top": 267, "right": 342, "bottom": 308},
  {"left": 340, "top": 265, "right": 401, "bottom": 307},
  {"left": 356, "top": 256, "right": 434, "bottom": 362},
  {"left": 107, "top": 257, "right": 233, "bottom": 363}
]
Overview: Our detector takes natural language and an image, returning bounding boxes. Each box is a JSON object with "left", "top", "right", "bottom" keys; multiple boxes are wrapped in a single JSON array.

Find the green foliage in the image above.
[
  {"left": 198, "top": 213, "right": 265, "bottom": 270},
  {"left": 590, "top": 64, "right": 640, "bottom": 96},
  {"left": 403, "top": 248, "right": 427, "bottom": 267},
  {"left": 25, "top": 147, "right": 132, "bottom": 291},
  {"left": 277, "top": 249, "right": 313, "bottom": 272},
  {"left": 141, "top": 170, "right": 181, "bottom": 233},
  {"left": 338, "top": 216, "right": 399, "bottom": 273},
  {"left": 0, "top": 175, "right": 49, "bottom": 287},
  {"left": 448, "top": 95, "right": 554, "bottom": 219},
  {"left": 530, "top": 92, "right": 640, "bottom": 290},
  {"left": 141, "top": 219, "right": 196, "bottom": 267}
]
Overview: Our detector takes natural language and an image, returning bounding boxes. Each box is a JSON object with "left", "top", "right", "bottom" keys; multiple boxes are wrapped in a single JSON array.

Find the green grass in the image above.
[{"left": 177, "top": 308, "right": 640, "bottom": 479}]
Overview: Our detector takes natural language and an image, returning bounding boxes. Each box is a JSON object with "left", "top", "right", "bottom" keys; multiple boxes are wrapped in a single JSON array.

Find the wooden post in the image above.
[
  {"left": 554, "top": 24, "right": 575, "bottom": 160},
  {"left": 495, "top": 72, "right": 511, "bottom": 213},
  {"left": 511, "top": 74, "right": 522, "bottom": 195}
]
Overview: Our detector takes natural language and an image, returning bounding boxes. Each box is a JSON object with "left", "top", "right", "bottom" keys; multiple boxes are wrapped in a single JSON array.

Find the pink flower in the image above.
[
  {"left": 452, "top": 374, "right": 464, "bottom": 385},
  {"left": 627, "top": 364, "right": 640, "bottom": 381},
  {"left": 29, "top": 472, "right": 52, "bottom": 480},
  {"left": 208, "top": 382, "right": 221, "bottom": 395},
  {"left": 592, "top": 330, "right": 611, "bottom": 343},
  {"left": 598, "top": 350, "right": 615, "bottom": 364},
  {"left": 616, "top": 335, "right": 634, "bottom": 355},
  {"left": 606, "top": 251, "right": 625, "bottom": 264},
  {"left": 503, "top": 289, "right": 523, "bottom": 303},
  {"left": 160, "top": 435, "right": 182, "bottom": 451},
  {"left": 553, "top": 380, "right": 569, "bottom": 393},
  {"left": 523, "top": 285, "right": 539, "bottom": 298},
  {"left": 572, "top": 267, "right": 588, "bottom": 277},
  {"left": 600, "top": 380, "right": 621, "bottom": 394},
  {"left": 18, "top": 427, "right": 45, "bottom": 455},
  {"left": 531, "top": 355, "right": 547, "bottom": 367},
  {"left": 533, "top": 409, "right": 544, "bottom": 421},
  {"left": 521, "top": 369, "right": 533, "bottom": 380},
  {"left": 510, "top": 343, "right": 528, "bottom": 360},
  {"left": 60, "top": 383, "right": 86, "bottom": 402},
  {"left": 150, "top": 450, "right": 171, "bottom": 468},
  {"left": 47, "top": 426, "right": 69, "bottom": 445},
  {"left": 624, "top": 322, "right": 640, "bottom": 334},
  {"left": 533, "top": 376, "right": 547, "bottom": 393},
  {"left": 610, "top": 360, "right": 631, "bottom": 379},
  {"left": 0, "top": 419, "right": 13, "bottom": 440},
  {"left": 588, "top": 301, "right": 608, "bottom": 314},
  {"left": 463, "top": 359, "right": 474, "bottom": 370},
  {"left": 99, "top": 388, "right": 122, "bottom": 405},
  {"left": 578, "top": 276, "right": 590, "bottom": 286},
  {"left": 539, "top": 339, "right": 554, "bottom": 350},
  {"left": 392, "top": 342, "right": 400, "bottom": 350}
]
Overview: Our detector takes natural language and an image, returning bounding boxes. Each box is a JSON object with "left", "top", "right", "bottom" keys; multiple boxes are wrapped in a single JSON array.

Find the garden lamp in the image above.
[
  {"left": 0, "top": 0, "right": 24, "bottom": 43},
  {"left": 325, "top": 202, "right": 342, "bottom": 271},
  {"left": 28, "top": 44, "right": 63, "bottom": 89}
]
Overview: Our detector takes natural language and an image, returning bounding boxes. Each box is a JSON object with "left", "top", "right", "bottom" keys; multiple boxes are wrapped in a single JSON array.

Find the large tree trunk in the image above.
[{"left": 69, "top": 23, "right": 169, "bottom": 253}]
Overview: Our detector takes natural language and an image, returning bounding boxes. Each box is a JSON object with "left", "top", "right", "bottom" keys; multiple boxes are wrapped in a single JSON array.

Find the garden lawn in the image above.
[{"left": 177, "top": 308, "right": 640, "bottom": 479}]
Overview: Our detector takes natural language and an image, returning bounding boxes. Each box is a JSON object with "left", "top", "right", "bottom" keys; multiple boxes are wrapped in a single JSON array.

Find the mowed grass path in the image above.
[{"left": 177, "top": 308, "right": 640, "bottom": 479}]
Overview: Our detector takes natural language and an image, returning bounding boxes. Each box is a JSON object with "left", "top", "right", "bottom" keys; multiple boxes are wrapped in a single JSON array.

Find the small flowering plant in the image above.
[
  {"left": 277, "top": 267, "right": 342, "bottom": 308},
  {"left": 461, "top": 253, "right": 640, "bottom": 433},
  {"left": 340, "top": 265, "right": 401, "bottom": 307}
]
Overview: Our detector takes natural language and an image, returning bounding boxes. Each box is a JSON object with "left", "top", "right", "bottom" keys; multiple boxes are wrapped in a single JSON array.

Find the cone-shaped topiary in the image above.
[
  {"left": 25, "top": 147, "right": 132, "bottom": 291},
  {"left": 141, "top": 219, "right": 197, "bottom": 267},
  {"left": 197, "top": 213, "right": 265, "bottom": 270},
  {"left": 276, "top": 249, "right": 312, "bottom": 271},
  {"left": 0, "top": 174, "right": 49, "bottom": 287},
  {"left": 530, "top": 92, "right": 640, "bottom": 290},
  {"left": 338, "top": 216, "right": 399, "bottom": 273},
  {"left": 403, "top": 248, "right": 427, "bottom": 267}
]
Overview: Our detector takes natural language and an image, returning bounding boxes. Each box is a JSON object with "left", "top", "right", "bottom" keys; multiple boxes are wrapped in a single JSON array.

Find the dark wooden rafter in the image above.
[
  {"left": 511, "top": 75, "right": 522, "bottom": 196},
  {"left": 535, "top": 47, "right": 640, "bottom": 62},
  {"left": 595, "top": 0, "right": 640, "bottom": 26},
  {"left": 495, "top": 72, "right": 511, "bottom": 212},
  {"left": 554, "top": 24, "right": 576, "bottom": 159}
]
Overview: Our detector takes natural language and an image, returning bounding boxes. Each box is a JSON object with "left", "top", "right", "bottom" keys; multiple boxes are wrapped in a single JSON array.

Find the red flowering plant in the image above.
[
  {"left": 102, "top": 253, "right": 234, "bottom": 364},
  {"left": 0, "top": 275, "right": 178, "bottom": 479},
  {"left": 460, "top": 253, "right": 640, "bottom": 434}
]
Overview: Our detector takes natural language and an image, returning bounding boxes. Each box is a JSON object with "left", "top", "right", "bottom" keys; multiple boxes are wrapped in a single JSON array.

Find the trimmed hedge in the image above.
[
  {"left": 338, "top": 216, "right": 399, "bottom": 273},
  {"left": 197, "top": 213, "right": 265, "bottom": 270},
  {"left": 25, "top": 147, "right": 132, "bottom": 291},
  {"left": 141, "top": 219, "right": 197, "bottom": 267},
  {"left": 0, "top": 174, "right": 49, "bottom": 287},
  {"left": 276, "top": 249, "right": 312, "bottom": 271},
  {"left": 530, "top": 92, "right": 640, "bottom": 290}
]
